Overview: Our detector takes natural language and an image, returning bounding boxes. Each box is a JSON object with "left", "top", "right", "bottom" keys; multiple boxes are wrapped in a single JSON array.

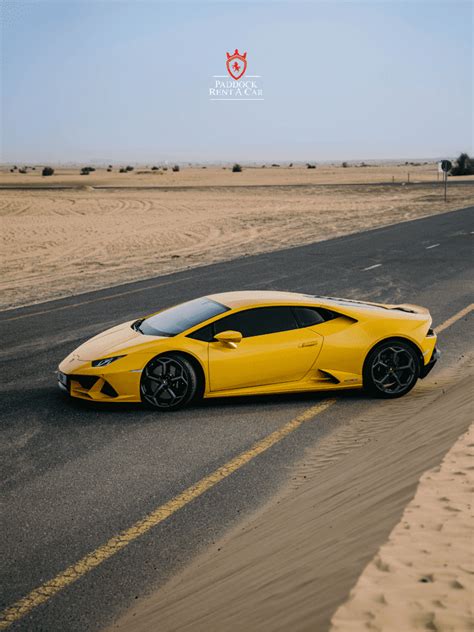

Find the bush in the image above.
[
  {"left": 342, "top": 161, "right": 348, "bottom": 168},
  {"left": 80, "top": 167, "right": 95, "bottom": 175},
  {"left": 306, "top": 163, "right": 316, "bottom": 169},
  {"left": 19, "top": 168, "right": 27, "bottom": 174},
  {"left": 151, "top": 166, "right": 160, "bottom": 170},
  {"left": 107, "top": 168, "right": 112, "bottom": 172},
  {"left": 119, "top": 168, "right": 127, "bottom": 173},
  {"left": 42, "top": 167, "right": 54, "bottom": 176},
  {"left": 163, "top": 167, "right": 168, "bottom": 171},
  {"left": 289, "top": 163, "right": 293, "bottom": 167},
  {"left": 271, "top": 163, "right": 280, "bottom": 167},
  {"left": 126, "top": 165, "right": 134, "bottom": 172},
  {"left": 450, "top": 152, "right": 474, "bottom": 176},
  {"left": 172, "top": 165, "right": 180, "bottom": 172},
  {"left": 232, "top": 163, "right": 242, "bottom": 172}
]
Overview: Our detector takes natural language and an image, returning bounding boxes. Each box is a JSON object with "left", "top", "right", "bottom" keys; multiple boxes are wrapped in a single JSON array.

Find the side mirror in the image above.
[{"left": 214, "top": 330, "right": 242, "bottom": 348}]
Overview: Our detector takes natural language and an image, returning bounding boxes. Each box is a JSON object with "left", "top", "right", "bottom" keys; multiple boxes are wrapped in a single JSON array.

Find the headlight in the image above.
[{"left": 91, "top": 355, "right": 125, "bottom": 367}]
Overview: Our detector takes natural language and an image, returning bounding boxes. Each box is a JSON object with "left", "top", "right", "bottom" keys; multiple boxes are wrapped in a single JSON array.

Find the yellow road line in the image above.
[
  {"left": 436, "top": 303, "right": 474, "bottom": 333},
  {"left": 0, "top": 399, "right": 335, "bottom": 629}
]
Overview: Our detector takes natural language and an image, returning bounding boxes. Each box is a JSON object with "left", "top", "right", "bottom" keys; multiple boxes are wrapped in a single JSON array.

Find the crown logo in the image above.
[{"left": 226, "top": 49, "right": 247, "bottom": 60}]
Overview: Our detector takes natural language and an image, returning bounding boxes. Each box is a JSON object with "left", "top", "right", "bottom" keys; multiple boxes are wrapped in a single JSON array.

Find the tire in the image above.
[
  {"left": 141, "top": 354, "right": 198, "bottom": 411},
  {"left": 363, "top": 339, "right": 420, "bottom": 399}
]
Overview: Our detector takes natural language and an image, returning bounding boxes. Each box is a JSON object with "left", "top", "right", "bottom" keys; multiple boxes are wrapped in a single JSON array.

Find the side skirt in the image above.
[{"left": 204, "top": 380, "right": 363, "bottom": 399}]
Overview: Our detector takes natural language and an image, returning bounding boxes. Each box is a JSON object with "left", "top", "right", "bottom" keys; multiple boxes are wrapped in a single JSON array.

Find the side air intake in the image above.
[
  {"left": 101, "top": 380, "right": 119, "bottom": 398},
  {"left": 313, "top": 369, "right": 340, "bottom": 384}
]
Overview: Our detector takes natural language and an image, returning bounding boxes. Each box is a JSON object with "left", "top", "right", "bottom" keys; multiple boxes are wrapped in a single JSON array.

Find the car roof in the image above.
[
  {"left": 207, "top": 291, "right": 322, "bottom": 309},
  {"left": 206, "top": 291, "right": 428, "bottom": 321}
]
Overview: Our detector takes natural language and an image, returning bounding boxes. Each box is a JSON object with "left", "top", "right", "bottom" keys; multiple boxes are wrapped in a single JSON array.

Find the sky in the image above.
[{"left": 1, "top": 0, "right": 472, "bottom": 163}]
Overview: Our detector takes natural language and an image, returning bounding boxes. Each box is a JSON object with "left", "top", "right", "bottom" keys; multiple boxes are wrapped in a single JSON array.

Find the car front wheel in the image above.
[
  {"left": 141, "top": 354, "right": 198, "bottom": 410},
  {"left": 363, "top": 340, "right": 420, "bottom": 398}
]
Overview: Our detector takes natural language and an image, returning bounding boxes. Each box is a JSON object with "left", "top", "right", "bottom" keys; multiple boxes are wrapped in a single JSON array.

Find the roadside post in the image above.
[{"left": 440, "top": 160, "right": 452, "bottom": 202}]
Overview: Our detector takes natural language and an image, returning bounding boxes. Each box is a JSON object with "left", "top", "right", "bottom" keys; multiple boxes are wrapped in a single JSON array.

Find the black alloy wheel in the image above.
[
  {"left": 363, "top": 340, "right": 420, "bottom": 398},
  {"left": 141, "top": 354, "right": 198, "bottom": 410}
]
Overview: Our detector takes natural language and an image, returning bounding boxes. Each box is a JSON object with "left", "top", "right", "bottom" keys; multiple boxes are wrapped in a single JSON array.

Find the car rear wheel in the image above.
[
  {"left": 141, "top": 354, "right": 198, "bottom": 410},
  {"left": 363, "top": 340, "right": 420, "bottom": 398}
]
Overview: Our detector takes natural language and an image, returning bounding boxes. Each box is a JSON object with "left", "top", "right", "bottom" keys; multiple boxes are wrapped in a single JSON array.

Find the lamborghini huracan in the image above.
[{"left": 57, "top": 291, "right": 439, "bottom": 410}]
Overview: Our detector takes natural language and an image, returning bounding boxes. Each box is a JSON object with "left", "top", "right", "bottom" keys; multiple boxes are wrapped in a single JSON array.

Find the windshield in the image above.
[{"left": 138, "top": 297, "right": 229, "bottom": 337}]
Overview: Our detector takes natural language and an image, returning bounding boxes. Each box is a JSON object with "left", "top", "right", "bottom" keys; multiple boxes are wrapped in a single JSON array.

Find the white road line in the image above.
[
  {"left": 425, "top": 243, "right": 440, "bottom": 249},
  {"left": 362, "top": 264, "right": 382, "bottom": 271}
]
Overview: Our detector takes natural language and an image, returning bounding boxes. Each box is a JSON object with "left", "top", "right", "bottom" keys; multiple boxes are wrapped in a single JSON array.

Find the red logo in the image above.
[{"left": 226, "top": 49, "right": 247, "bottom": 80}]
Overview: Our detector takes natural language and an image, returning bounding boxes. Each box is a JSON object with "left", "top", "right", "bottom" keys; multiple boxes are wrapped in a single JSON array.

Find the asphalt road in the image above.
[{"left": 1, "top": 206, "right": 473, "bottom": 631}]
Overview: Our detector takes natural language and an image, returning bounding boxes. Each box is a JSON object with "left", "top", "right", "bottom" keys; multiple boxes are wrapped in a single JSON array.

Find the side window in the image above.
[
  {"left": 187, "top": 323, "right": 214, "bottom": 342},
  {"left": 187, "top": 306, "right": 339, "bottom": 342},
  {"left": 293, "top": 307, "right": 337, "bottom": 328},
  {"left": 214, "top": 306, "right": 299, "bottom": 338}
]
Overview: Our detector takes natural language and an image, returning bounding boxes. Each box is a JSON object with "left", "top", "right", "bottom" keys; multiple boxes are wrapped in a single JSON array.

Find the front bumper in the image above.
[
  {"left": 419, "top": 346, "right": 440, "bottom": 379},
  {"left": 57, "top": 370, "right": 141, "bottom": 402}
]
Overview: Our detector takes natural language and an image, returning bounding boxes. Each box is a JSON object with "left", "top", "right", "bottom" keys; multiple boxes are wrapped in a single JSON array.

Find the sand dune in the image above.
[
  {"left": 331, "top": 424, "right": 473, "bottom": 632},
  {"left": 1, "top": 166, "right": 473, "bottom": 309}
]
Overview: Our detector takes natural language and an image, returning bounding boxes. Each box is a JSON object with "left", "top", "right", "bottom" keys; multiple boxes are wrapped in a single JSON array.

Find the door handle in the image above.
[{"left": 299, "top": 340, "right": 319, "bottom": 348}]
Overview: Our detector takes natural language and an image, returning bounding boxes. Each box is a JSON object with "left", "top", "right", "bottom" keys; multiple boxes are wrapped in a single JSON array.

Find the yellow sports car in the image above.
[{"left": 58, "top": 291, "right": 439, "bottom": 410}]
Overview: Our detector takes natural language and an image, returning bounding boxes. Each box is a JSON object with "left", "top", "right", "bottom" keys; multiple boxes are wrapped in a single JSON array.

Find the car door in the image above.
[{"left": 208, "top": 306, "right": 323, "bottom": 391}]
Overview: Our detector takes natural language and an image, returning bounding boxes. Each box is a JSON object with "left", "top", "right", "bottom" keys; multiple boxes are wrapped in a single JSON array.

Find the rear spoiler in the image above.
[{"left": 385, "top": 303, "right": 430, "bottom": 315}]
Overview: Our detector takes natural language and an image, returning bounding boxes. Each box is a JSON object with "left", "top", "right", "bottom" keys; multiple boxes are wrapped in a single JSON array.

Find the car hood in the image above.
[{"left": 73, "top": 320, "right": 165, "bottom": 361}]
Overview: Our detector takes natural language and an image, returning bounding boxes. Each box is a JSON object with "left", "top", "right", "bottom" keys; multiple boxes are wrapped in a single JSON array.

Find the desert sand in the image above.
[
  {"left": 331, "top": 424, "right": 473, "bottom": 632},
  {"left": 1, "top": 164, "right": 473, "bottom": 309},
  {"left": 3, "top": 162, "right": 473, "bottom": 188},
  {"left": 106, "top": 354, "right": 473, "bottom": 632}
]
